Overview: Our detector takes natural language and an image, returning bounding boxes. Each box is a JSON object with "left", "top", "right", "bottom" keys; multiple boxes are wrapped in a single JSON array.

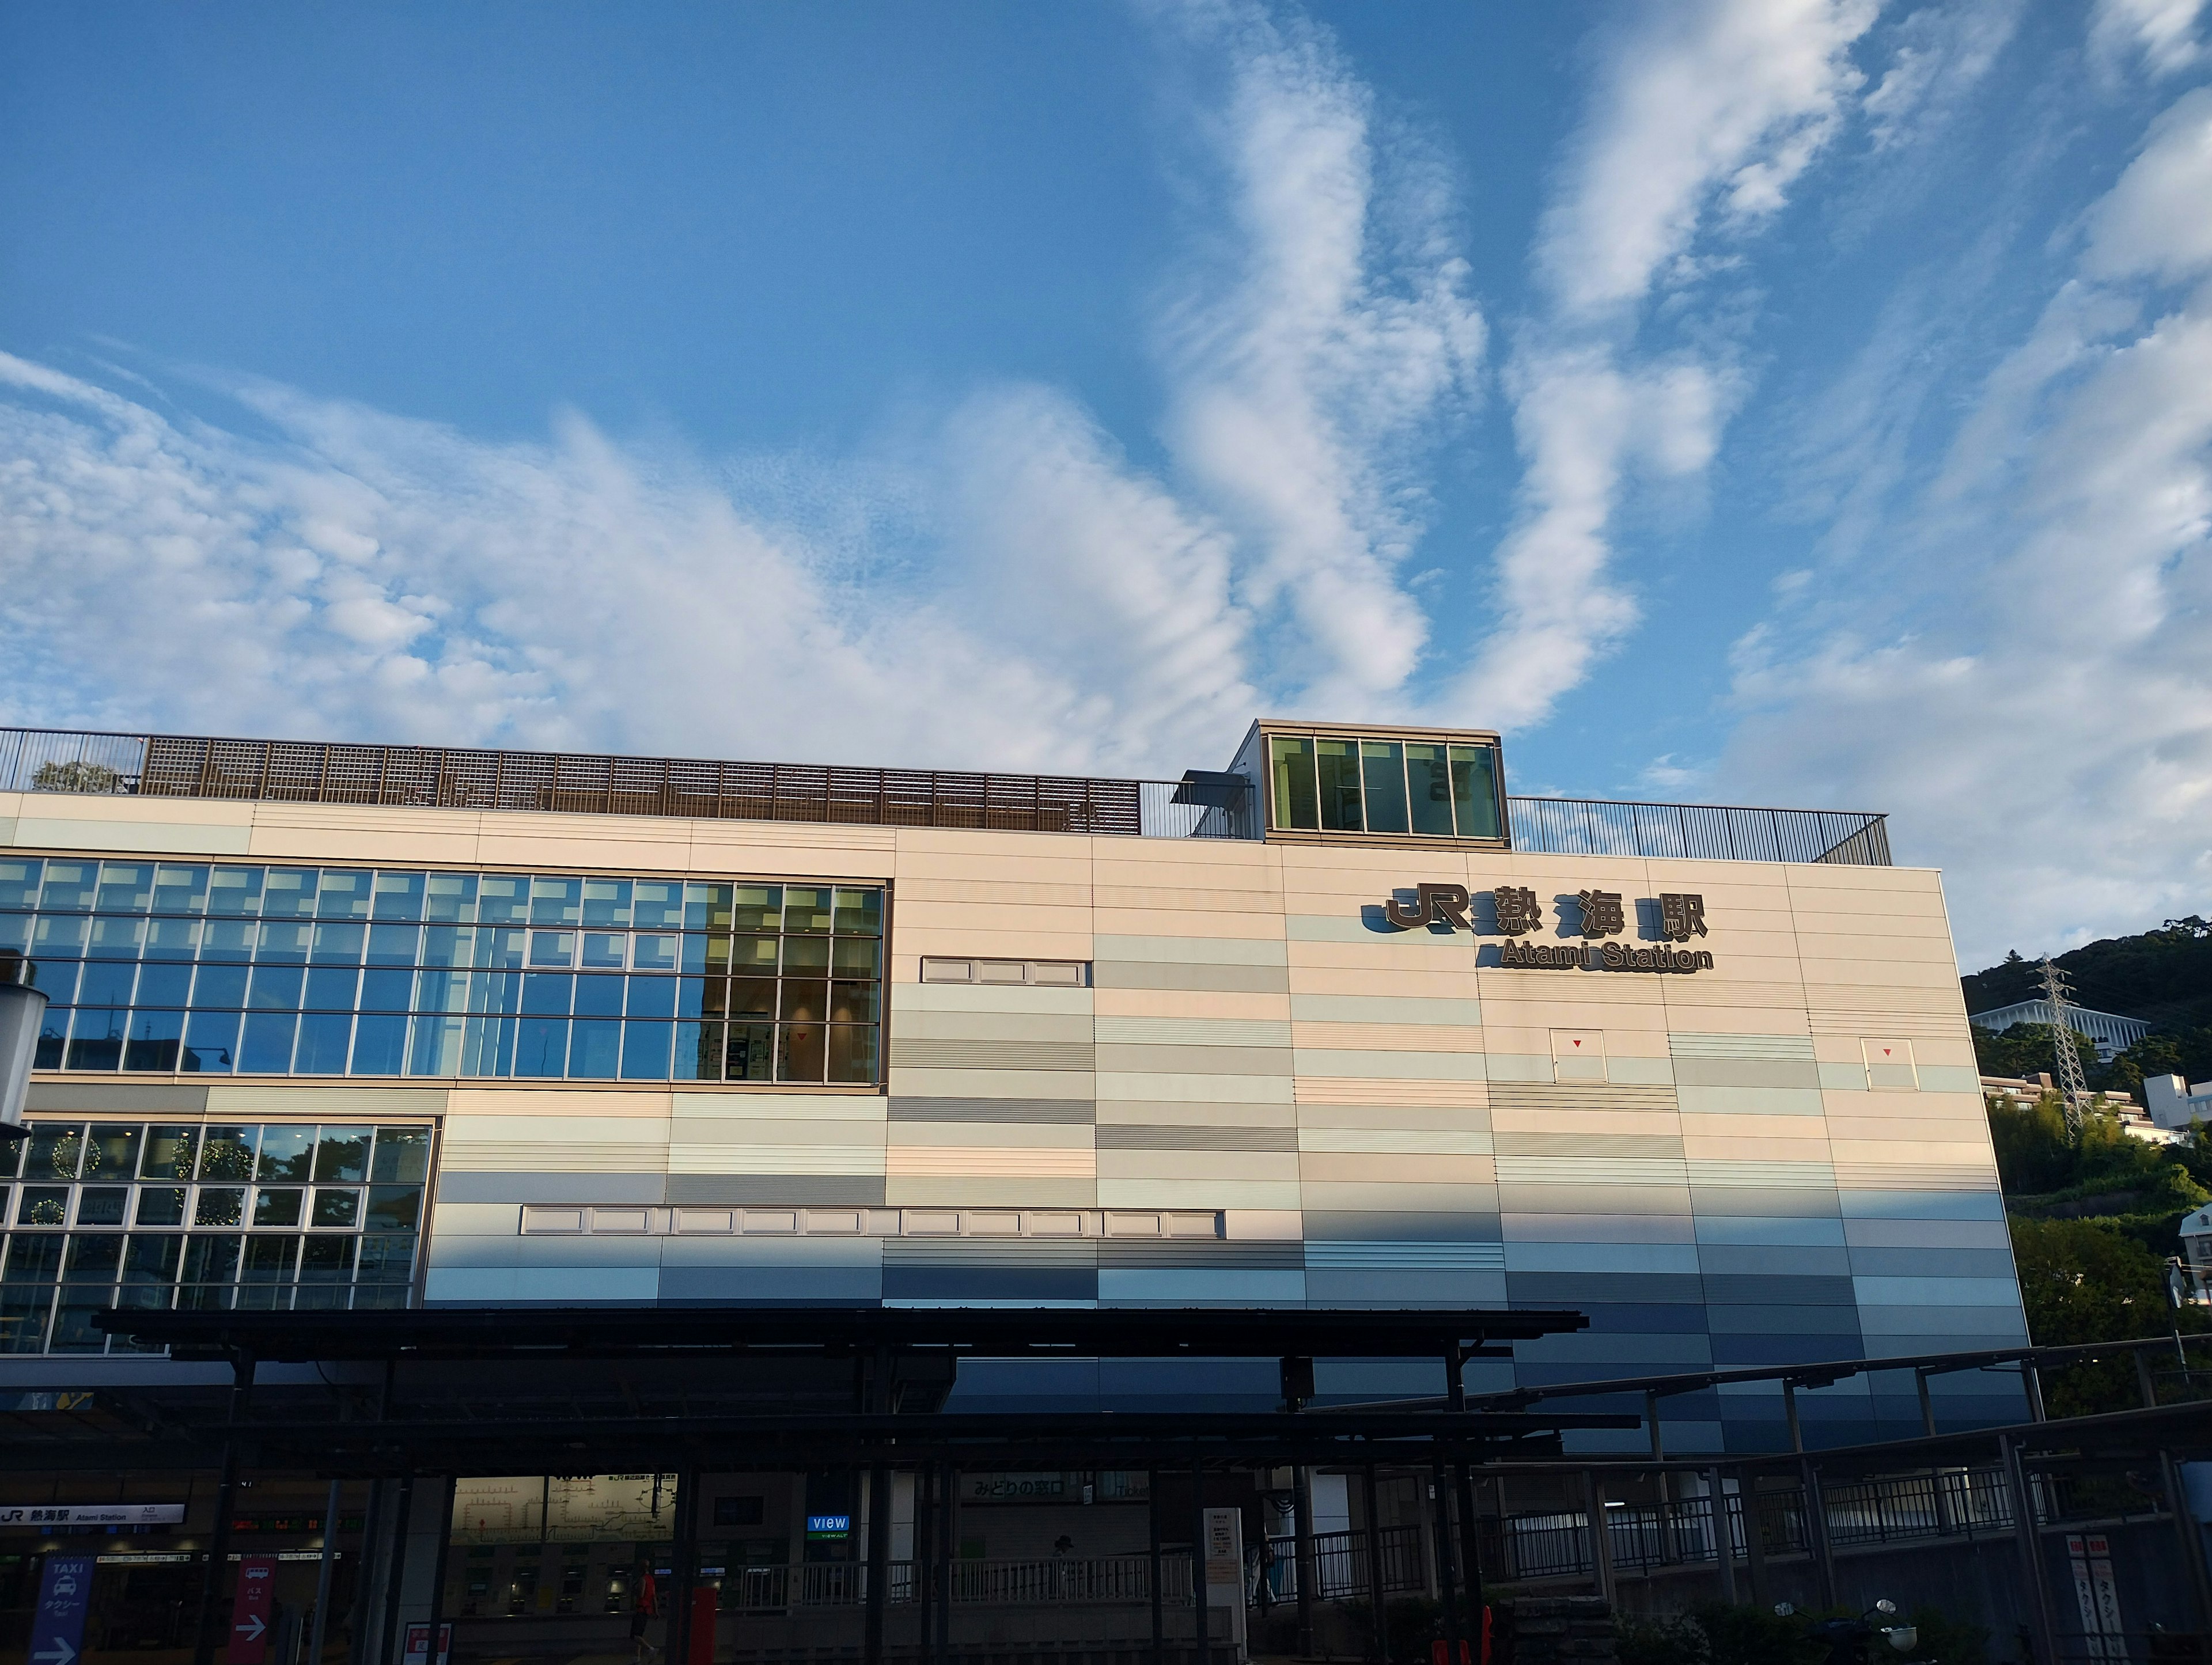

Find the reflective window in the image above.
[
  {"left": 11, "top": 863, "right": 885, "bottom": 1086},
  {"left": 0, "top": 1120, "right": 429, "bottom": 1353},
  {"left": 1263, "top": 731, "right": 1505, "bottom": 842}
]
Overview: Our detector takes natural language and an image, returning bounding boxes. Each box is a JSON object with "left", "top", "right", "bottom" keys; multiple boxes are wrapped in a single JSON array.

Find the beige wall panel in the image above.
[
  {"left": 1497, "top": 1155, "right": 1690, "bottom": 1186},
  {"left": 1286, "top": 935, "right": 1481, "bottom": 966},
  {"left": 1094, "top": 885, "right": 1290, "bottom": 913},
  {"left": 12, "top": 792, "right": 249, "bottom": 830},
  {"left": 1678, "top": 1112, "right": 1834, "bottom": 1142},
  {"left": 676, "top": 1120, "right": 885, "bottom": 1147},
  {"left": 896, "top": 879, "right": 1093, "bottom": 911},
  {"left": 1297, "top": 1128, "right": 1493, "bottom": 1156},
  {"left": 1291, "top": 1049, "right": 1486, "bottom": 1082},
  {"left": 1829, "top": 1139, "right": 1993, "bottom": 1166},
  {"left": 891, "top": 984, "right": 1095, "bottom": 1017},
  {"left": 1096, "top": 1101, "right": 1296, "bottom": 1128},
  {"left": 1092, "top": 908, "right": 1286, "bottom": 941},
  {"left": 1285, "top": 969, "right": 1482, "bottom": 1000},
  {"left": 1488, "top": 1107, "right": 1683, "bottom": 1137},
  {"left": 888, "top": 1068, "right": 1097, "bottom": 1099},
  {"left": 1479, "top": 999, "right": 1669, "bottom": 1035},
  {"left": 206, "top": 1083, "right": 449, "bottom": 1117},
  {"left": 1090, "top": 849, "right": 1283, "bottom": 885},
  {"left": 1094, "top": 1016, "right": 1294, "bottom": 1048},
  {"left": 1225, "top": 1209, "right": 1304, "bottom": 1240},
  {"left": 448, "top": 1087, "right": 671, "bottom": 1120},
  {"left": 1812, "top": 1035, "right": 1872, "bottom": 1063},
  {"left": 1497, "top": 1182, "right": 1692, "bottom": 1215},
  {"left": 1095, "top": 1043, "right": 1289, "bottom": 1076},
  {"left": 1910, "top": 1036, "right": 1976, "bottom": 1068},
  {"left": 1096, "top": 934, "right": 1289, "bottom": 965},
  {"left": 1654, "top": 1005, "right": 1813, "bottom": 1036},
  {"left": 887, "top": 1178, "right": 1099, "bottom": 1207},
  {"left": 892, "top": 905, "right": 1095, "bottom": 939},
  {"left": 1298, "top": 1151, "right": 1494, "bottom": 1184},
  {"left": 887, "top": 1122, "right": 1093, "bottom": 1149},
  {"left": 1297, "top": 1181, "right": 1498, "bottom": 1214},
  {"left": 21, "top": 817, "right": 254, "bottom": 857},
  {"left": 1290, "top": 1022, "right": 1486, "bottom": 1053},
  {"left": 668, "top": 1145, "right": 883, "bottom": 1175},
  {"left": 1097, "top": 1179, "right": 1301, "bottom": 1209},
  {"left": 1481, "top": 972, "right": 1666, "bottom": 1008},
  {"left": 1600, "top": 1029, "right": 1673, "bottom": 1059},
  {"left": 1096, "top": 1071, "right": 1293, "bottom": 1105},
  {"left": 891, "top": 1010, "right": 1097, "bottom": 1043},
  {"left": 672, "top": 1092, "right": 886, "bottom": 1123},
  {"left": 1288, "top": 995, "right": 1482, "bottom": 1026},
  {"left": 430, "top": 1202, "right": 522, "bottom": 1237},
  {"left": 1096, "top": 1150, "right": 1302, "bottom": 1183},
  {"left": 1294, "top": 1103, "right": 1491, "bottom": 1132},
  {"left": 1094, "top": 988, "right": 1291, "bottom": 1021},
  {"left": 444, "top": 1137, "right": 670, "bottom": 1174},
  {"left": 1681, "top": 1134, "right": 1834, "bottom": 1163},
  {"left": 887, "top": 1146, "right": 1096, "bottom": 1178},
  {"left": 1293, "top": 1078, "right": 1486, "bottom": 1108},
  {"left": 892, "top": 852, "right": 1094, "bottom": 884},
  {"left": 1824, "top": 1113, "right": 1987, "bottom": 1143}
]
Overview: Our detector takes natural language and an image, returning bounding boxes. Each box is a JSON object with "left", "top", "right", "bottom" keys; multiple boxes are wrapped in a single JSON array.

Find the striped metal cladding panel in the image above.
[
  {"left": 1487, "top": 1083, "right": 1680, "bottom": 1114},
  {"left": 1667, "top": 1033, "right": 1818, "bottom": 1060},
  {"left": 1304, "top": 1242, "right": 1507, "bottom": 1270},
  {"left": 1095, "top": 1124, "right": 1300, "bottom": 1152},
  {"left": 887, "top": 1098, "right": 1096, "bottom": 1124},
  {"left": 891, "top": 1038, "right": 1098, "bottom": 1071}
]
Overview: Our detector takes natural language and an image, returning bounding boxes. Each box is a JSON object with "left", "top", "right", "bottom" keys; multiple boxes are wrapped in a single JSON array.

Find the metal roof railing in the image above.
[{"left": 0, "top": 727, "right": 1887, "bottom": 862}]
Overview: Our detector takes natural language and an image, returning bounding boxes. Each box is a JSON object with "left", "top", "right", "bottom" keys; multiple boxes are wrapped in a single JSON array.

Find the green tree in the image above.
[{"left": 2008, "top": 1217, "right": 2206, "bottom": 1414}]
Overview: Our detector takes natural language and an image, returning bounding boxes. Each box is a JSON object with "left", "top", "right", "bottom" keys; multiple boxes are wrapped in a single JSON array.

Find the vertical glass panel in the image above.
[
  {"left": 782, "top": 888, "right": 831, "bottom": 934},
  {"left": 579, "top": 932, "right": 627, "bottom": 970},
  {"left": 122, "top": 1010, "right": 185, "bottom": 1072},
  {"left": 619, "top": 1021, "right": 673, "bottom": 1080},
  {"left": 475, "top": 875, "right": 528, "bottom": 925},
  {"left": 625, "top": 976, "right": 677, "bottom": 1018},
  {"left": 631, "top": 933, "right": 678, "bottom": 973},
  {"left": 470, "top": 972, "right": 521, "bottom": 1015},
  {"left": 832, "top": 888, "right": 881, "bottom": 936},
  {"left": 1314, "top": 740, "right": 1363, "bottom": 832},
  {"left": 86, "top": 916, "right": 147, "bottom": 959},
  {"left": 20, "top": 1188, "right": 69, "bottom": 1226},
  {"left": 571, "top": 976, "right": 623, "bottom": 1018},
  {"left": 261, "top": 868, "right": 319, "bottom": 919},
  {"left": 248, "top": 966, "right": 305, "bottom": 1010},
  {"left": 369, "top": 1127, "right": 432, "bottom": 1183},
  {"left": 350, "top": 1015, "right": 407, "bottom": 1076},
  {"left": 253, "top": 1189, "right": 304, "bottom": 1227},
  {"left": 679, "top": 882, "right": 730, "bottom": 932},
  {"left": 1359, "top": 741, "right": 1410, "bottom": 835},
  {"left": 298, "top": 1234, "right": 355, "bottom": 1281},
  {"left": 781, "top": 935, "right": 827, "bottom": 977},
  {"left": 65, "top": 1012, "right": 124, "bottom": 1071},
  {"left": 238, "top": 1013, "right": 298, "bottom": 1074},
  {"left": 829, "top": 981, "right": 879, "bottom": 1023},
  {"left": 316, "top": 870, "right": 372, "bottom": 920},
  {"left": 357, "top": 1234, "right": 415, "bottom": 1284},
  {"left": 143, "top": 918, "right": 202, "bottom": 962},
  {"left": 151, "top": 864, "right": 211, "bottom": 915},
  {"left": 521, "top": 974, "right": 574, "bottom": 1015},
  {"left": 240, "top": 1233, "right": 298, "bottom": 1282},
  {"left": 458, "top": 1017, "right": 513, "bottom": 1079},
  {"left": 568, "top": 1020, "right": 620, "bottom": 1079},
  {"left": 724, "top": 1023, "right": 773, "bottom": 1082},
  {"left": 582, "top": 878, "right": 632, "bottom": 927},
  {"left": 28, "top": 1125, "right": 85, "bottom": 1182},
  {"left": 529, "top": 876, "right": 582, "bottom": 926},
  {"left": 135, "top": 962, "right": 194, "bottom": 1006},
  {"left": 3, "top": 1232, "right": 65, "bottom": 1279},
  {"left": 407, "top": 1015, "right": 465, "bottom": 1078},
  {"left": 38, "top": 861, "right": 97, "bottom": 911},
  {"left": 310, "top": 1189, "right": 361, "bottom": 1228},
  {"left": 730, "top": 885, "right": 781, "bottom": 933},
  {"left": 32, "top": 915, "right": 89, "bottom": 959},
  {"left": 1267, "top": 737, "right": 1319, "bottom": 830},
  {"left": 141, "top": 1127, "right": 199, "bottom": 1181},
  {"left": 95, "top": 863, "right": 154, "bottom": 913},
  {"left": 183, "top": 1012, "right": 239, "bottom": 1073},
  {"left": 0, "top": 1285, "right": 56, "bottom": 1352},
  {"left": 777, "top": 1023, "right": 827, "bottom": 1083},
  {"left": 136, "top": 1188, "right": 188, "bottom": 1226},
  {"left": 198, "top": 1127, "right": 258, "bottom": 1182},
  {"left": 831, "top": 938, "right": 880, "bottom": 977},
  {"left": 827, "top": 1025, "right": 878, "bottom": 1084},
  {"left": 84, "top": 1125, "right": 141, "bottom": 1179},
  {"left": 418, "top": 926, "right": 470, "bottom": 968},
  {"left": 200, "top": 920, "right": 256, "bottom": 964},
  {"left": 370, "top": 872, "right": 425, "bottom": 921},
  {"left": 182, "top": 1234, "right": 242, "bottom": 1287},
  {"left": 728, "top": 976, "right": 775, "bottom": 1018},
  {"left": 631, "top": 881, "right": 682, "bottom": 930},
  {"left": 294, "top": 1014, "right": 354, "bottom": 1074},
  {"left": 363, "top": 1186, "right": 423, "bottom": 1231},
  {"left": 0, "top": 858, "right": 44, "bottom": 910},
  {"left": 365, "top": 923, "right": 419, "bottom": 968},
  {"left": 75, "top": 1187, "right": 128, "bottom": 1225},
  {"left": 309, "top": 923, "right": 366, "bottom": 966},
  {"left": 303, "top": 968, "right": 359, "bottom": 1009},
  {"left": 474, "top": 929, "right": 525, "bottom": 970},
  {"left": 254, "top": 1125, "right": 315, "bottom": 1181},
  {"left": 514, "top": 1018, "right": 568, "bottom": 1078},
  {"left": 206, "top": 867, "right": 264, "bottom": 916},
  {"left": 196, "top": 962, "right": 254, "bottom": 1006},
  {"left": 411, "top": 969, "right": 468, "bottom": 1013},
  {"left": 256, "top": 922, "right": 312, "bottom": 965},
  {"left": 1448, "top": 745, "right": 1502, "bottom": 839},
  {"left": 423, "top": 872, "right": 477, "bottom": 922},
  {"left": 196, "top": 1187, "right": 246, "bottom": 1227},
  {"left": 77, "top": 961, "right": 137, "bottom": 1004},
  {"left": 528, "top": 931, "right": 575, "bottom": 969}
]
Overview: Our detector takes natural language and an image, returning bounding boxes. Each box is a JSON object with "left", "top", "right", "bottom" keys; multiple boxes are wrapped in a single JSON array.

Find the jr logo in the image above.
[{"left": 1383, "top": 883, "right": 1471, "bottom": 931}]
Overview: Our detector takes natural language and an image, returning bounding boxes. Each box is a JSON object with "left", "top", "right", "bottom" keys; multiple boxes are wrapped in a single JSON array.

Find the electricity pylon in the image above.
[{"left": 2038, "top": 956, "right": 2089, "bottom": 1136}]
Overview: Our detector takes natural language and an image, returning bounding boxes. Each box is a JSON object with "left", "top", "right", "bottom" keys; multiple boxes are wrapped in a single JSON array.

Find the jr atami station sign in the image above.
[{"left": 1380, "top": 883, "right": 1716, "bottom": 974}]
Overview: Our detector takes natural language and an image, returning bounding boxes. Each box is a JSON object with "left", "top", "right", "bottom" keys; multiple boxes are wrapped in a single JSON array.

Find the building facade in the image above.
[
  {"left": 0, "top": 721, "right": 2028, "bottom": 1455},
  {"left": 1965, "top": 998, "right": 2149, "bottom": 1062}
]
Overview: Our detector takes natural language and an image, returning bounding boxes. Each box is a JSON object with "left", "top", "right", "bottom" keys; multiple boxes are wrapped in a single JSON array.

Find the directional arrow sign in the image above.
[
  {"left": 32, "top": 1556, "right": 94, "bottom": 1665},
  {"left": 228, "top": 1556, "right": 278, "bottom": 1665}
]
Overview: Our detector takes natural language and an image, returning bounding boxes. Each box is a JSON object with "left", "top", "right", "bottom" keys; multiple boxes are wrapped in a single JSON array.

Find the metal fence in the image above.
[
  {"left": 1260, "top": 1526, "right": 1428, "bottom": 1600},
  {"left": 711, "top": 1554, "right": 1191, "bottom": 1611},
  {"left": 1506, "top": 795, "right": 1891, "bottom": 866}
]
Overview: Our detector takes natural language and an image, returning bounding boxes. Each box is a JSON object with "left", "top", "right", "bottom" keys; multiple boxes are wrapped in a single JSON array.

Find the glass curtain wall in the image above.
[
  {"left": 0, "top": 862, "right": 884, "bottom": 1087},
  {"left": 0, "top": 1120, "right": 430, "bottom": 1352},
  {"left": 1266, "top": 734, "right": 1503, "bottom": 840}
]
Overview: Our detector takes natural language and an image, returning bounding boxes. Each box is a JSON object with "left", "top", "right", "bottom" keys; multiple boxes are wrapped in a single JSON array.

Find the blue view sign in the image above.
[
  {"left": 805, "top": 1514, "right": 851, "bottom": 1537},
  {"left": 33, "top": 1555, "right": 94, "bottom": 1665}
]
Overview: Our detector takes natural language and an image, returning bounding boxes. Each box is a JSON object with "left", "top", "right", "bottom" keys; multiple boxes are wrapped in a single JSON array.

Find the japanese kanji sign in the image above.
[{"left": 1378, "top": 885, "right": 1715, "bottom": 974}]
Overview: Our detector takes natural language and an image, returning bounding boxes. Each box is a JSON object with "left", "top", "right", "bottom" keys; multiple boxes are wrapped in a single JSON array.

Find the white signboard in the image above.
[
  {"left": 0, "top": 1503, "right": 187, "bottom": 1527},
  {"left": 451, "top": 1474, "right": 679, "bottom": 1544}
]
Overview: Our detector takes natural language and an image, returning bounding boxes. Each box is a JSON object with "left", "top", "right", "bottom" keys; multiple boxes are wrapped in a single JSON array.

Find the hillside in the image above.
[{"left": 1961, "top": 915, "right": 2212, "bottom": 1033}]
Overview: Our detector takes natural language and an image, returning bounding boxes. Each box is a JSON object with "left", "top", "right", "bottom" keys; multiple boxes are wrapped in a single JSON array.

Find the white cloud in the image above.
[
  {"left": 2089, "top": 0, "right": 2207, "bottom": 78},
  {"left": 1719, "top": 84, "right": 2212, "bottom": 965},
  {"left": 1454, "top": 0, "right": 1880, "bottom": 732}
]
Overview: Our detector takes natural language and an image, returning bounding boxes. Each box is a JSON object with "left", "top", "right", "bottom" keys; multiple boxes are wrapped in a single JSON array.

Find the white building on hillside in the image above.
[
  {"left": 1966, "top": 998, "right": 2149, "bottom": 1061},
  {"left": 2146, "top": 1074, "right": 2212, "bottom": 1131}
]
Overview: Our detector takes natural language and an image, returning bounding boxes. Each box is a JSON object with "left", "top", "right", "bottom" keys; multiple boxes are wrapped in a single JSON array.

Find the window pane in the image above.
[
  {"left": 475, "top": 875, "right": 529, "bottom": 924},
  {"left": 1414, "top": 744, "right": 1463, "bottom": 835},
  {"left": 1448, "top": 744, "right": 1502, "bottom": 839},
  {"left": 361, "top": 969, "right": 414, "bottom": 1012},
  {"left": 569, "top": 1019, "right": 620, "bottom": 1079},
  {"left": 372, "top": 872, "right": 426, "bottom": 921},
  {"left": 294, "top": 1014, "right": 353, "bottom": 1074},
  {"left": 183, "top": 1011, "right": 240, "bottom": 1074},
  {"left": 198, "top": 1127, "right": 257, "bottom": 1181},
  {"left": 364, "top": 923, "right": 421, "bottom": 968},
  {"left": 0, "top": 1286, "right": 56, "bottom": 1352},
  {"left": 123, "top": 1010, "right": 185, "bottom": 1071},
  {"left": 76, "top": 1188, "right": 128, "bottom": 1226},
  {"left": 124, "top": 1233, "right": 183, "bottom": 1284},
  {"left": 136, "top": 1188, "right": 187, "bottom": 1227},
  {"left": 458, "top": 1017, "right": 513, "bottom": 1079},
  {"left": 196, "top": 1188, "right": 246, "bottom": 1227},
  {"left": 781, "top": 981, "right": 828, "bottom": 1023},
  {"left": 1268, "top": 737, "right": 1319, "bottom": 830},
  {"left": 729, "top": 976, "right": 775, "bottom": 1018},
  {"left": 256, "top": 1125, "right": 316, "bottom": 1182},
  {"left": 310, "top": 923, "right": 366, "bottom": 966},
  {"left": 1315, "top": 740, "right": 1363, "bottom": 831},
  {"left": 192, "top": 964, "right": 248, "bottom": 1008},
  {"left": 65, "top": 1011, "right": 124, "bottom": 1071},
  {"left": 86, "top": 916, "right": 146, "bottom": 959},
  {"left": 358, "top": 1234, "right": 415, "bottom": 1283},
  {"left": 152, "top": 864, "right": 211, "bottom": 914},
  {"left": 777, "top": 1022, "right": 827, "bottom": 1083},
  {"left": 256, "top": 921, "right": 310, "bottom": 964},
  {"left": 732, "top": 934, "right": 778, "bottom": 976},
  {"left": 827, "top": 1025, "right": 878, "bottom": 1084},
  {"left": 135, "top": 962, "right": 194, "bottom": 1006},
  {"left": 33, "top": 914, "right": 89, "bottom": 959},
  {"left": 514, "top": 1018, "right": 568, "bottom": 1078},
  {"left": 724, "top": 1023, "right": 772, "bottom": 1082},
  {"left": 303, "top": 967, "right": 359, "bottom": 1008},
  {"left": 370, "top": 1128, "right": 431, "bottom": 1184},
  {"left": 253, "top": 1188, "right": 304, "bottom": 1227},
  {"left": 316, "top": 870, "right": 371, "bottom": 920},
  {"left": 474, "top": 930, "right": 525, "bottom": 970},
  {"left": 51, "top": 1287, "right": 114, "bottom": 1352},
  {"left": 312, "top": 1189, "right": 361, "bottom": 1228},
  {"left": 582, "top": 878, "right": 631, "bottom": 928},
  {"left": 732, "top": 885, "right": 782, "bottom": 932},
  {"left": 27, "top": 1125, "right": 85, "bottom": 1181},
  {"left": 632, "top": 881, "right": 682, "bottom": 931},
  {"left": 200, "top": 920, "right": 255, "bottom": 964},
  {"left": 85, "top": 1125, "right": 141, "bottom": 1180},
  {"left": 1359, "top": 741, "right": 1410, "bottom": 835},
  {"left": 364, "top": 1185, "right": 422, "bottom": 1231},
  {"left": 241, "top": 1235, "right": 299, "bottom": 1282},
  {"left": 620, "top": 1021, "right": 672, "bottom": 1080},
  {"left": 141, "top": 1127, "right": 199, "bottom": 1181},
  {"left": 238, "top": 1013, "right": 298, "bottom": 1074},
  {"left": 183, "top": 1232, "right": 241, "bottom": 1284},
  {"left": 522, "top": 974, "right": 574, "bottom": 1015},
  {"left": 423, "top": 873, "right": 478, "bottom": 923},
  {"left": 782, "top": 888, "right": 831, "bottom": 934},
  {"left": 299, "top": 1235, "right": 355, "bottom": 1280},
  {"left": 20, "top": 1188, "right": 69, "bottom": 1225},
  {"left": 631, "top": 933, "right": 678, "bottom": 973},
  {"left": 207, "top": 867, "right": 264, "bottom": 916},
  {"left": 528, "top": 931, "right": 575, "bottom": 969},
  {"left": 625, "top": 976, "right": 676, "bottom": 1019},
  {"left": 78, "top": 961, "right": 137, "bottom": 1005},
  {"left": 672, "top": 1022, "right": 721, "bottom": 1082},
  {"left": 782, "top": 936, "right": 828, "bottom": 976},
  {"left": 407, "top": 1015, "right": 464, "bottom": 1077},
  {"left": 33, "top": 960, "right": 79, "bottom": 1007},
  {"left": 579, "top": 932, "right": 626, "bottom": 970},
  {"left": 5, "top": 1232, "right": 66, "bottom": 1276},
  {"left": 350, "top": 1014, "right": 406, "bottom": 1076},
  {"left": 684, "top": 883, "right": 734, "bottom": 932},
  {"left": 573, "top": 976, "right": 623, "bottom": 1018},
  {"left": 143, "top": 919, "right": 202, "bottom": 961},
  {"left": 830, "top": 981, "right": 879, "bottom": 1024},
  {"left": 529, "top": 876, "right": 582, "bottom": 926},
  {"left": 261, "top": 868, "right": 319, "bottom": 919},
  {"left": 418, "top": 926, "right": 470, "bottom": 968},
  {"left": 833, "top": 888, "right": 881, "bottom": 936},
  {"left": 0, "top": 858, "right": 44, "bottom": 910},
  {"left": 831, "top": 938, "right": 880, "bottom": 977},
  {"left": 315, "top": 1128, "right": 372, "bottom": 1184},
  {"left": 93, "top": 862, "right": 153, "bottom": 913}
]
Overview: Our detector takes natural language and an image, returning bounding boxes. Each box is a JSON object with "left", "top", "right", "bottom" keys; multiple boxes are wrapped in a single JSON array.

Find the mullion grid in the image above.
[{"left": 2, "top": 860, "right": 884, "bottom": 1088}]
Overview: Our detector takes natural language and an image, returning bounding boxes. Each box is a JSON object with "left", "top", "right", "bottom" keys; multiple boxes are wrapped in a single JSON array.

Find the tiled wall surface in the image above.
[{"left": 0, "top": 791, "right": 2027, "bottom": 1448}]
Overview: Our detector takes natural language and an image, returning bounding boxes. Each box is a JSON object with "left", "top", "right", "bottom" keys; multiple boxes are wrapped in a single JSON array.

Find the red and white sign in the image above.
[
  {"left": 400, "top": 1622, "right": 452, "bottom": 1665},
  {"left": 226, "top": 1556, "right": 278, "bottom": 1665}
]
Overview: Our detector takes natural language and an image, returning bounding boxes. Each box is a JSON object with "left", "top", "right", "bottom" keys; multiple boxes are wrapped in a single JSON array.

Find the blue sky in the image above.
[{"left": 2, "top": 0, "right": 2209, "bottom": 968}]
